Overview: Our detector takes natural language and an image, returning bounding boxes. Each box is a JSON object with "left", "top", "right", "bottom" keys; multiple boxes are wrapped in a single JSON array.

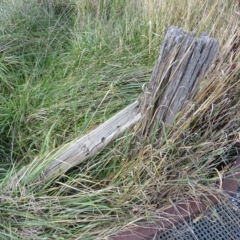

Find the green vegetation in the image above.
[{"left": 0, "top": 0, "right": 239, "bottom": 239}]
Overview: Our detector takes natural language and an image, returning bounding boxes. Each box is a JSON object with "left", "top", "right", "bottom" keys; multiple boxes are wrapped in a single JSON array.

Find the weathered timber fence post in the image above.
[
  {"left": 138, "top": 26, "right": 219, "bottom": 140},
  {"left": 40, "top": 26, "right": 218, "bottom": 180}
]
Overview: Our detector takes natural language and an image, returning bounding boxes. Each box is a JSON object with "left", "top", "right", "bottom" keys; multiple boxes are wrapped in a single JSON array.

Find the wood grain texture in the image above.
[
  {"left": 42, "top": 100, "right": 141, "bottom": 179},
  {"left": 41, "top": 26, "right": 219, "bottom": 180},
  {"left": 140, "top": 26, "right": 219, "bottom": 138}
]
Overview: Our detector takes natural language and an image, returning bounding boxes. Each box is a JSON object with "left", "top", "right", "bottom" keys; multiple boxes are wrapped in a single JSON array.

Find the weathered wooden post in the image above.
[
  {"left": 40, "top": 26, "right": 218, "bottom": 180},
  {"left": 138, "top": 26, "right": 218, "bottom": 140}
]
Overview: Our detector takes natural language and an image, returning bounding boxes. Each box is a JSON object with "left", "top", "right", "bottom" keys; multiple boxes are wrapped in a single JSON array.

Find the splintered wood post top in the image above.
[{"left": 140, "top": 26, "right": 219, "bottom": 138}]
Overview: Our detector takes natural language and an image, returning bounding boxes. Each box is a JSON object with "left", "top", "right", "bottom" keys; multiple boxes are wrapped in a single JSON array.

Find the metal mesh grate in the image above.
[{"left": 155, "top": 188, "right": 240, "bottom": 240}]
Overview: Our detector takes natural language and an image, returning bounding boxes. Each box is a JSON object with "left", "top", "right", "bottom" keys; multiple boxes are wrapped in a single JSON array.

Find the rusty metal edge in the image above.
[{"left": 109, "top": 158, "right": 240, "bottom": 240}]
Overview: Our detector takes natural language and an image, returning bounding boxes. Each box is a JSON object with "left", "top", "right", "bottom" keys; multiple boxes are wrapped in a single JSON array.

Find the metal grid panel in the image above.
[{"left": 155, "top": 188, "right": 240, "bottom": 240}]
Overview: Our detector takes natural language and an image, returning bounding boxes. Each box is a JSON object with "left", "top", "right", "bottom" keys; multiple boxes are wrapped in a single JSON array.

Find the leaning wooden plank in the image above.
[{"left": 42, "top": 100, "right": 141, "bottom": 179}]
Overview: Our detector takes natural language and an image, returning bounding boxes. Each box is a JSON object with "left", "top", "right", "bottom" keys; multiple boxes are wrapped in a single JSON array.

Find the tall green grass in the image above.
[{"left": 0, "top": 0, "right": 239, "bottom": 239}]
